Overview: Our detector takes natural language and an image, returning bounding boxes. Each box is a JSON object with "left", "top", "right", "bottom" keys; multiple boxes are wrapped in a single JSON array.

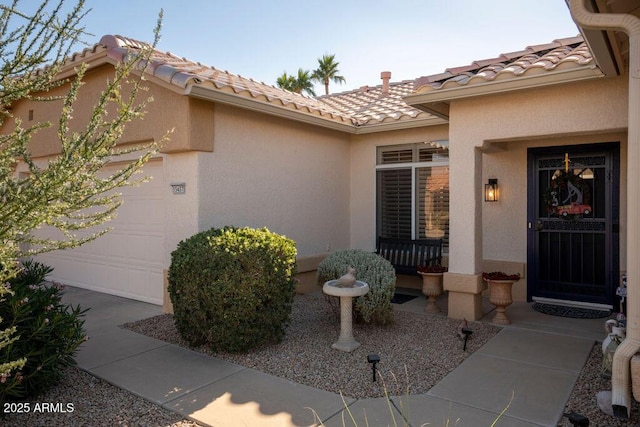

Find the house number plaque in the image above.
[{"left": 170, "top": 182, "right": 186, "bottom": 195}]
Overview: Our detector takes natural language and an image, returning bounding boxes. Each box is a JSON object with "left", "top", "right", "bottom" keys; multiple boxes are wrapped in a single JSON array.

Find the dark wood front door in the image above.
[{"left": 527, "top": 143, "right": 620, "bottom": 307}]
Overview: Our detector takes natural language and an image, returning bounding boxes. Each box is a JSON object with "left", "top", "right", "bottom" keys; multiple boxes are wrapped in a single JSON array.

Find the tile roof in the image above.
[
  {"left": 95, "top": 35, "right": 356, "bottom": 126},
  {"left": 413, "top": 36, "right": 593, "bottom": 92},
  {"left": 87, "top": 35, "right": 436, "bottom": 129},
  {"left": 63, "top": 34, "right": 597, "bottom": 130},
  {"left": 317, "top": 80, "right": 426, "bottom": 125}
]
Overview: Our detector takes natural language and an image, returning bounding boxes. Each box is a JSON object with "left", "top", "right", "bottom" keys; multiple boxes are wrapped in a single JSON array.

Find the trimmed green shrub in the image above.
[
  {"left": 317, "top": 249, "right": 396, "bottom": 325},
  {"left": 0, "top": 259, "right": 87, "bottom": 400},
  {"left": 168, "top": 226, "right": 297, "bottom": 353}
]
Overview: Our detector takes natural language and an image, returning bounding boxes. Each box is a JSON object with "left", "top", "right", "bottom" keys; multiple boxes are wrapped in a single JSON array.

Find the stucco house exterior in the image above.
[
  {"left": 3, "top": 1, "right": 631, "bottom": 307},
  {"left": 4, "top": 4, "right": 629, "bottom": 314},
  {"left": 6, "top": 0, "right": 640, "bottom": 417},
  {"left": 10, "top": 33, "right": 452, "bottom": 308}
]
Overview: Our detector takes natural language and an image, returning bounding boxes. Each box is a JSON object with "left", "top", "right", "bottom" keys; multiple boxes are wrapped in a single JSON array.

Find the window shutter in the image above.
[
  {"left": 418, "top": 147, "right": 448, "bottom": 162},
  {"left": 377, "top": 169, "right": 412, "bottom": 239},
  {"left": 379, "top": 149, "right": 413, "bottom": 164}
]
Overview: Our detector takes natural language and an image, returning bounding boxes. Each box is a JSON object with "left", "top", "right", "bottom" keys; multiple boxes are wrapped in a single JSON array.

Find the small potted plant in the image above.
[
  {"left": 482, "top": 272, "right": 521, "bottom": 325},
  {"left": 417, "top": 265, "right": 448, "bottom": 313}
]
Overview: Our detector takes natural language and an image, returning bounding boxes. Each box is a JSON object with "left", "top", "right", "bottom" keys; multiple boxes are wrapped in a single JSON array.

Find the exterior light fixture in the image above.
[
  {"left": 367, "top": 354, "right": 380, "bottom": 382},
  {"left": 563, "top": 411, "right": 589, "bottom": 426},
  {"left": 461, "top": 328, "right": 473, "bottom": 351},
  {"left": 484, "top": 178, "right": 499, "bottom": 202}
]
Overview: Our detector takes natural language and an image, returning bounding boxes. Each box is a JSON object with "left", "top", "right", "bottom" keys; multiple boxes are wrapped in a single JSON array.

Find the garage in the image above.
[{"left": 36, "top": 159, "right": 166, "bottom": 305}]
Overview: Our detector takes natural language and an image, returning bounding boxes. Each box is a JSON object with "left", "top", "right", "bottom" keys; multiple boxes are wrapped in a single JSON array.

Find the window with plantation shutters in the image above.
[{"left": 376, "top": 143, "right": 449, "bottom": 250}]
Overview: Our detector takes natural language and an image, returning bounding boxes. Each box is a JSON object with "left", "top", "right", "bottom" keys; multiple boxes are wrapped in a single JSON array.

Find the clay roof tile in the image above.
[{"left": 414, "top": 35, "right": 593, "bottom": 92}]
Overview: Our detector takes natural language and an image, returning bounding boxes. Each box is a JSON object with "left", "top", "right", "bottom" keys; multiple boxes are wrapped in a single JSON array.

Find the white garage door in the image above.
[{"left": 36, "top": 159, "right": 166, "bottom": 305}]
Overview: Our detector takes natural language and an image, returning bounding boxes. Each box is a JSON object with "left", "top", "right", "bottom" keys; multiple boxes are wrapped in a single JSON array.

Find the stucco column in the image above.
[{"left": 444, "top": 144, "right": 486, "bottom": 320}]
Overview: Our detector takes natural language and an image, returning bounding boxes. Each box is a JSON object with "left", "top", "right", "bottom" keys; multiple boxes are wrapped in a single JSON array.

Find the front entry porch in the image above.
[{"left": 392, "top": 284, "right": 606, "bottom": 342}]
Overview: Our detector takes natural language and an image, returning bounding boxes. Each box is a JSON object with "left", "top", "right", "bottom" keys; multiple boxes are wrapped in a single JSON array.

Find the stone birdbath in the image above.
[{"left": 322, "top": 280, "right": 370, "bottom": 352}]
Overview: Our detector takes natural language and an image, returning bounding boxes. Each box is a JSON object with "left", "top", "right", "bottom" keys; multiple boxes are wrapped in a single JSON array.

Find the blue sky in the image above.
[{"left": 73, "top": 0, "right": 579, "bottom": 94}]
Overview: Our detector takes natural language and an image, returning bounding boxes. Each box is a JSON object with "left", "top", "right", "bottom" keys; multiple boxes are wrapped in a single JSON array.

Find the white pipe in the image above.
[{"left": 568, "top": 0, "right": 640, "bottom": 419}]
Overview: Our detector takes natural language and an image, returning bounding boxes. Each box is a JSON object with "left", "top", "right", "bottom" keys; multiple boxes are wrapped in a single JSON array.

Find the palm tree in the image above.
[
  {"left": 276, "top": 72, "right": 297, "bottom": 92},
  {"left": 312, "top": 54, "right": 346, "bottom": 95},
  {"left": 276, "top": 69, "right": 316, "bottom": 96},
  {"left": 292, "top": 68, "right": 316, "bottom": 96}
]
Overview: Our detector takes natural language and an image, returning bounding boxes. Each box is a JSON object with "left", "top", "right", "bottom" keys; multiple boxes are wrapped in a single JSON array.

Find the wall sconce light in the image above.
[{"left": 484, "top": 179, "right": 498, "bottom": 202}]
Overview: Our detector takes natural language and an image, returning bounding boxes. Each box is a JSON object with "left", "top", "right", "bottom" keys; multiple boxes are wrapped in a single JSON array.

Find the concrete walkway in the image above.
[{"left": 63, "top": 286, "right": 601, "bottom": 427}]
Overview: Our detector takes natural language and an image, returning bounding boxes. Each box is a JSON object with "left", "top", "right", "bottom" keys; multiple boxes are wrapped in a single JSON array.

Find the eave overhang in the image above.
[
  {"left": 352, "top": 116, "right": 448, "bottom": 134},
  {"left": 186, "top": 84, "right": 356, "bottom": 133},
  {"left": 405, "top": 65, "right": 604, "bottom": 120},
  {"left": 580, "top": 27, "right": 620, "bottom": 75},
  {"left": 186, "top": 84, "right": 445, "bottom": 134}
]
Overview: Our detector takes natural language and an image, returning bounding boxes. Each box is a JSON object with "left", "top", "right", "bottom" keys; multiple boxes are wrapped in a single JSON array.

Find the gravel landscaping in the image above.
[
  {"left": 123, "top": 292, "right": 500, "bottom": 399},
  {"left": 559, "top": 343, "right": 640, "bottom": 426},
  {"left": 1, "top": 366, "right": 202, "bottom": 427},
  {"left": 3, "top": 291, "right": 640, "bottom": 426}
]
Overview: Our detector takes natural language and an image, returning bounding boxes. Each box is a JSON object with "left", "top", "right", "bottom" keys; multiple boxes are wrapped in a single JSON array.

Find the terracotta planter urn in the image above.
[
  {"left": 482, "top": 272, "right": 521, "bottom": 325},
  {"left": 417, "top": 266, "right": 447, "bottom": 314},
  {"left": 418, "top": 272, "right": 443, "bottom": 313}
]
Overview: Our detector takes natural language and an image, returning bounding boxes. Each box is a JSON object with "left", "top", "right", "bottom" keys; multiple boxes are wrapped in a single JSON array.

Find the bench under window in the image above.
[{"left": 376, "top": 236, "right": 443, "bottom": 275}]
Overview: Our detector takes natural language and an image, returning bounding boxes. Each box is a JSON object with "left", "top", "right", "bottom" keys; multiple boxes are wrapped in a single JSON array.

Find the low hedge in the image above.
[
  {"left": 168, "top": 226, "right": 297, "bottom": 353},
  {"left": 317, "top": 249, "right": 396, "bottom": 325}
]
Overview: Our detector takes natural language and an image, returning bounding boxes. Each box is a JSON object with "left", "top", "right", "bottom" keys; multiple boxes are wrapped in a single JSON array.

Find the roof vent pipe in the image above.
[
  {"left": 381, "top": 71, "right": 391, "bottom": 95},
  {"left": 568, "top": 0, "right": 640, "bottom": 420}
]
